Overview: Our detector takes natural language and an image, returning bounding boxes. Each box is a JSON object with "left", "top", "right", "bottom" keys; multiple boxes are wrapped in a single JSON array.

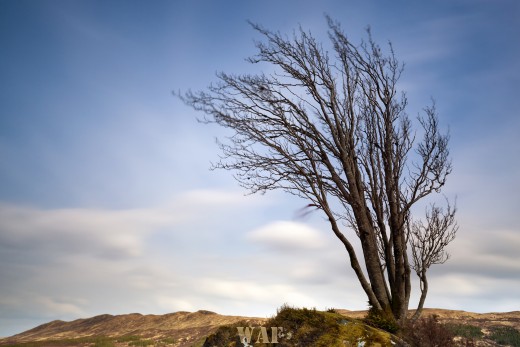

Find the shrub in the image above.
[
  {"left": 202, "top": 321, "right": 245, "bottom": 347},
  {"left": 267, "top": 305, "right": 391, "bottom": 347},
  {"left": 445, "top": 323, "right": 483, "bottom": 339},
  {"left": 267, "top": 305, "right": 339, "bottom": 346},
  {"left": 202, "top": 305, "right": 393, "bottom": 347},
  {"left": 402, "top": 315, "right": 455, "bottom": 347},
  {"left": 363, "top": 305, "right": 399, "bottom": 334},
  {"left": 488, "top": 326, "right": 520, "bottom": 347}
]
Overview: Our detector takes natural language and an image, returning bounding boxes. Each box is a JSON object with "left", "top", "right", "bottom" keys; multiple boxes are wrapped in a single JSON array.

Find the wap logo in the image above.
[{"left": 236, "top": 326, "right": 292, "bottom": 346}]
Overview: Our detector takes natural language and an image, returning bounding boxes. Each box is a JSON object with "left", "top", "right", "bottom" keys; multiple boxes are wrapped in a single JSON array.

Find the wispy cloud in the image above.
[
  {"left": 0, "top": 189, "right": 262, "bottom": 259},
  {"left": 247, "top": 221, "right": 328, "bottom": 251}
]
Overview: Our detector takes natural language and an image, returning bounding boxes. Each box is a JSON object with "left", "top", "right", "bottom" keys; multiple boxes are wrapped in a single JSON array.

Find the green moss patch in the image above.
[
  {"left": 202, "top": 305, "right": 396, "bottom": 347},
  {"left": 488, "top": 326, "right": 520, "bottom": 347}
]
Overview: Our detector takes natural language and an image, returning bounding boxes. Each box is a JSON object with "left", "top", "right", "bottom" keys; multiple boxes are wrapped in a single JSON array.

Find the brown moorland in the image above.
[{"left": 1, "top": 308, "right": 519, "bottom": 347}]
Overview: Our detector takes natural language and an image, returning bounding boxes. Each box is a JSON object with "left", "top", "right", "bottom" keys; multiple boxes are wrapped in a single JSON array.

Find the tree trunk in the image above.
[
  {"left": 354, "top": 205, "right": 392, "bottom": 314},
  {"left": 412, "top": 272, "right": 428, "bottom": 321}
]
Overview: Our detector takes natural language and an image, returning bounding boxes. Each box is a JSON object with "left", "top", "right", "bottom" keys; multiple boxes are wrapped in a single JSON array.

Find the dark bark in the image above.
[{"left": 412, "top": 271, "right": 428, "bottom": 321}]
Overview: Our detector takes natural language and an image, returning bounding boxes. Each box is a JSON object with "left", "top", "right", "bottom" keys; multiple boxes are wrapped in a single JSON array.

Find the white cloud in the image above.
[
  {"left": 246, "top": 221, "right": 327, "bottom": 251},
  {"left": 439, "top": 229, "right": 520, "bottom": 280},
  {"left": 430, "top": 275, "right": 482, "bottom": 296},
  {"left": 0, "top": 189, "right": 260, "bottom": 260},
  {"left": 0, "top": 189, "right": 280, "bottom": 334},
  {"left": 155, "top": 297, "right": 196, "bottom": 312},
  {"left": 2, "top": 192, "right": 518, "bottom": 336},
  {"left": 0, "top": 203, "right": 164, "bottom": 258},
  {"left": 36, "top": 297, "right": 86, "bottom": 316},
  {"left": 197, "top": 278, "right": 318, "bottom": 308},
  {"left": 179, "top": 189, "right": 258, "bottom": 206}
]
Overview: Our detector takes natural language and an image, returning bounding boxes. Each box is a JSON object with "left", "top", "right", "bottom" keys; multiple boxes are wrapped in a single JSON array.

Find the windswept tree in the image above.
[{"left": 179, "top": 17, "right": 457, "bottom": 326}]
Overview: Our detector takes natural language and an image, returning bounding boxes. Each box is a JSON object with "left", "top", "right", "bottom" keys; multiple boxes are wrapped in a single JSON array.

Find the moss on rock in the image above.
[{"left": 202, "top": 305, "right": 397, "bottom": 347}]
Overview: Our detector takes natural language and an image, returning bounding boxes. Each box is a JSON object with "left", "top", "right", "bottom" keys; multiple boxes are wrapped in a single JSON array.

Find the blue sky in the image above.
[{"left": 1, "top": 0, "right": 519, "bottom": 338}]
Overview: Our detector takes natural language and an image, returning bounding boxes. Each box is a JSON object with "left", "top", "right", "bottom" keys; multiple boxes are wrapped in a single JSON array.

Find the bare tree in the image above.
[
  {"left": 178, "top": 17, "right": 456, "bottom": 325},
  {"left": 410, "top": 201, "right": 458, "bottom": 321}
]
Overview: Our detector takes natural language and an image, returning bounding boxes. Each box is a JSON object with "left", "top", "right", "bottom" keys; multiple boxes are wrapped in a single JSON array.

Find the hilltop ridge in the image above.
[{"left": 0, "top": 310, "right": 266, "bottom": 346}]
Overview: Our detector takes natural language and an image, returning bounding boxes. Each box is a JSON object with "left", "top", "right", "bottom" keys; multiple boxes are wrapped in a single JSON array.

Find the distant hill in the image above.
[
  {"left": 1, "top": 308, "right": 519, "bottom": 346},
  {"left": 0, "top": 310, "right": 266, "bottom": 347}
]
